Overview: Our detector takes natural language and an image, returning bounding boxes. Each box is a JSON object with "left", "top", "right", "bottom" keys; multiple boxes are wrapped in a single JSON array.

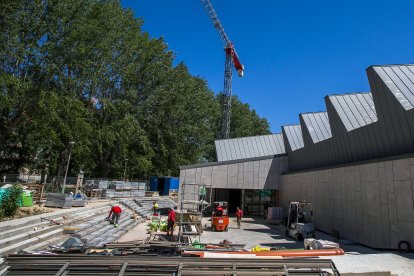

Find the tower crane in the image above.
[{"left": 200, "top": 0, "right": 244, "bottom": 139}]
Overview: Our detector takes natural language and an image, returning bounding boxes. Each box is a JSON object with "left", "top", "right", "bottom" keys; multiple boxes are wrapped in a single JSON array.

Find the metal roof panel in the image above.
[
  {"left": 374, "top": 66, "right": 414, "bottom": 110},
  {"left": 215, "top": 134, "right": 286, "bottom": 162},
  {"left": 327, "top": 93, "right": 377, "bottom": 132},
  {"left": 302, "top": 112, "right": 332, "bottom": 143},
  {"left": 283, "top": 125, "right": 304, "bottom": 151}
]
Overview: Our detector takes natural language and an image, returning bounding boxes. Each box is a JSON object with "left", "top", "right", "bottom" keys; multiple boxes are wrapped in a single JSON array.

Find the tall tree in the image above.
[{"left": 0, "top": 0, "right": 271, "bottom": 180}]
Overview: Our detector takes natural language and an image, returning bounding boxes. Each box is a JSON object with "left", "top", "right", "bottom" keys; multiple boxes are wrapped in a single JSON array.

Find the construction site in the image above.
[{"left": 1, "top": 0, "right": 414, "bottom": 275}]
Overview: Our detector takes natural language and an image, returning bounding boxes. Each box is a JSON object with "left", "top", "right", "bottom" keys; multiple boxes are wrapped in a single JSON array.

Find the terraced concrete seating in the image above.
[
  {"left": 0, "top": 203, "right": 108, "bottom": 233},
  {"left": 131, "top": 197, "right": 176, "bottom": 218},
  {"left": 119, "top": 199, "right": 143, "bottom": 216},
  {"left": 0, "top": 204, "right": 110, "bottom": 256},
  {"left": 71, "top": 206, "right": 139, "bottom": 247}
]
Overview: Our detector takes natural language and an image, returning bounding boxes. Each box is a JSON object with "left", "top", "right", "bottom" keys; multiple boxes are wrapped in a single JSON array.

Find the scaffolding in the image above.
[{"left": 177, "top": 182, "right": 212, "bottom": 243}]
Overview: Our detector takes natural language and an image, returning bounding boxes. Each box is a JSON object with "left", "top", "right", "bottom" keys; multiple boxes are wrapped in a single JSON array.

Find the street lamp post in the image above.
[
  {"left": 123, "top": 158, "right": 129, "bottom": 180},
  {"left": 61, "top": 141, "right": 75, "bottom": 193}
]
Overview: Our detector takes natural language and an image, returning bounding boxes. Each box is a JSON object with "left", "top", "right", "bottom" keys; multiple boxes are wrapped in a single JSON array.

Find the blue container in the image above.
[
  {"left": 150, "top": 177, "right": 179, "bottom": 196},
  {"left": 150, "top": 176, "right": 158, "bottom": 192},
  {"left": 165, "top": 177, "right": 179, "bottom": 191}
]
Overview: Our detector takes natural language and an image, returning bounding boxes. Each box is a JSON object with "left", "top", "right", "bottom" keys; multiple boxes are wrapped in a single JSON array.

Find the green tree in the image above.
[{"left": 0, "top": 0, "right": 272, "bottom": 180}]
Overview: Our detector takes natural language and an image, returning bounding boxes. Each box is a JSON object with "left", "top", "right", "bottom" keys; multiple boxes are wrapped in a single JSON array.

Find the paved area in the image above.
[
  {"left": 199, "top": 216, "right": 414, "bottom": 276},
  {"left": 118, "top": 222, "right": 149, "bottom": 242},
  {"left": 89, "top": 213, "right": 414, "bottom": 275}
]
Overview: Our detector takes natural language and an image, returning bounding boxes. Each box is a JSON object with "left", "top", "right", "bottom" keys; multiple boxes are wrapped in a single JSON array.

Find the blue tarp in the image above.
[{"left": 0, "top": 188, "right": 6, "bottom": 205}]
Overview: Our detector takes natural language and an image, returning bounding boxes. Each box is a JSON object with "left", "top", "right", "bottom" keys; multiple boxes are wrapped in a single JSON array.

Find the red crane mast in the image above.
[{"left": 200, "top": 0, "right": 244, "bottom": 139}]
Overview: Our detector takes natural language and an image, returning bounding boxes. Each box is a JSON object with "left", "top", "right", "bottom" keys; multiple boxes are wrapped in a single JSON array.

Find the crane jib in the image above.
[{"left": 225, "top": 47, "right": 244, "bottom": 76}]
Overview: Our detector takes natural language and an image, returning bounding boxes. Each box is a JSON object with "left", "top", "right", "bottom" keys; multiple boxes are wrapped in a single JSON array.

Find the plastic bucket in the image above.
[{"left": 21, "top": 191, "right": 33, "bottom": 207}]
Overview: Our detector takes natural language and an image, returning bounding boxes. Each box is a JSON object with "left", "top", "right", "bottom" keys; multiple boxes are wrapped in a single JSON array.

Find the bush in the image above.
[{"left": 0, "top": 184, "right": 23, "bottom": 219}]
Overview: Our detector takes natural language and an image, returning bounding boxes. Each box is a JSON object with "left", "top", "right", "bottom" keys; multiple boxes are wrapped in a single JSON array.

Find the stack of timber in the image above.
[
  {"left": 44, "top": 193, "right": 73, "bottom": 208},
  {"left": 84, "top": 189, "right": 102, "bottom": 198}
]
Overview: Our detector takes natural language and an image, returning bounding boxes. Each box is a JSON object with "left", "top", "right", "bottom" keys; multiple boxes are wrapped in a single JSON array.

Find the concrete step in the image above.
[
  {"left": 73, "top": 212, "right": 130, "bottom": 239},
  {"left": 0, "top": 228, "right": 63, "bottom": 256},
  {"left": 0, "top": 204, "right": 109, "bottom": 240},
  {"left": 79, "top": 215, "right": 131, "bottom": 243},
  {"left": 0, "top": 203, "right": 111, "bottom": 233},
  {"left": 22, "top": 236, "right": 64, "bottom": 253},
  {"left": 0, "top": 205, "right": 112, "bottom": 257},
  {"left": 105, "top": 221, "right": 139, "bottom": 245},
  {"left": 90, "top": 219, "right": 138, "bottom": 247},
  {"left": 0, "top": 224, "right": 62, "bottom": 249}
]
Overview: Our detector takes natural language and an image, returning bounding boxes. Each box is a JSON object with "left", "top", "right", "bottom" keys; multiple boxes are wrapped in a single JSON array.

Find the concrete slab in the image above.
[
  {"left": 329, "top": 253, "right": 414, "bottom": 276},
  {"left": 197, "top": 216, "right": 414, "bottom": 276},
  {"left": 118, "top": 222, "right": 149, "bottom": 242}
]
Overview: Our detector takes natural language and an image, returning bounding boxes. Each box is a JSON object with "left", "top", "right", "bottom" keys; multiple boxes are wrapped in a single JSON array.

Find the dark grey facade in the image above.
[{"left": 286, "top": 64, "right": 414, "bottom": 171}]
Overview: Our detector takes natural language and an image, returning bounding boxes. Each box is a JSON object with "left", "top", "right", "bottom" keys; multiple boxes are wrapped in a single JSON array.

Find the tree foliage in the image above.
[
  {"left": 0, "top": 184, "right": 23, "bottom": 218},
  {"left": 0, "top": 0, "right": 270, "bottom": 179}
]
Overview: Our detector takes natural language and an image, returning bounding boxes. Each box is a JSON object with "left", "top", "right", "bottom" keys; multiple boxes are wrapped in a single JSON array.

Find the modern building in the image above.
[{"left": 179, "top": 64, "right": 414, "bottom": 249}]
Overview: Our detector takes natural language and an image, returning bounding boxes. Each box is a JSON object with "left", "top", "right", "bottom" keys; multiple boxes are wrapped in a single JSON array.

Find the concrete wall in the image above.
[
  {"left": 180, "top": 156, "right": 288, "bottom": 190},
  {"left": 179, "top": 156, "right": 289, "bottom": 204},
  {"left": 280, "top": 155, "right": 414, "bottom": 249}
]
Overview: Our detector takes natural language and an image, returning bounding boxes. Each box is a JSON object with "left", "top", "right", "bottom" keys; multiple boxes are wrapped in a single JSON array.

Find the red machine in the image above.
[{"left": 211, "top": 202, "right": 229, "bottom": 231}]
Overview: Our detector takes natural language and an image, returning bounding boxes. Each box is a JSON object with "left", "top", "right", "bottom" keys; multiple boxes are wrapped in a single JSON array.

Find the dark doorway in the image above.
[
  {"left": 228, "top": 189, "right": 241, "bottom": 214},
  {"left": 158, "top": 178, "right": 165, "bottom": 195}
]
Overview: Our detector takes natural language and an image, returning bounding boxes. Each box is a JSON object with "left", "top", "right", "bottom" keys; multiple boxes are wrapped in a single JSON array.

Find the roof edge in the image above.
[
  {"left": 179, "top": 154, "right": 287, "bottom": 170},
  {"left": 215, "top": 133, "right": 282, "bottom": 143}
]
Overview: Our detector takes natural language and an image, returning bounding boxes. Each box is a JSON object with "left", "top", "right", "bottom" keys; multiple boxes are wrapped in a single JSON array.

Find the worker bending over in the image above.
[
  {"left": 166, "top": 207, "right": 176, "bottom": 236},
  {"left": 107, "top": 204, "right": 122, "bottom": 227}
]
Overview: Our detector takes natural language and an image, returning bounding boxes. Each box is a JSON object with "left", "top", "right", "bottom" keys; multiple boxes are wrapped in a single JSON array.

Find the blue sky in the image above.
[{"left": 122, "top": 0, "right": 414, "bottom": 133}]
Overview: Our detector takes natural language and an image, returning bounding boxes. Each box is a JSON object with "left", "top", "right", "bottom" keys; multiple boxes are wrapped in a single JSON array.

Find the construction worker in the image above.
[
  {"left": 215, "top": 204, "right": 224, "bottom": 217},
  {"left": 166, "top": 207, "right": 176, "bottom": 236},
  {"left": 263, "top": 201, "right": 271, "bottom": 219},
  {"left": 107, "top": 204, "right": 122, "bottom": 227},
  {"left": 236, "top": 206, "right": 243, "bottom": 229},
  {"left": 152, "top": 201, "right": 158, "bottom": 215}
]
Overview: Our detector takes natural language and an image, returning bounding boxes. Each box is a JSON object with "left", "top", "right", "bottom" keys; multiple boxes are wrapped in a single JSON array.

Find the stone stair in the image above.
[{"left": 0, "top": 204, "right": 110, "bottom": 256}]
